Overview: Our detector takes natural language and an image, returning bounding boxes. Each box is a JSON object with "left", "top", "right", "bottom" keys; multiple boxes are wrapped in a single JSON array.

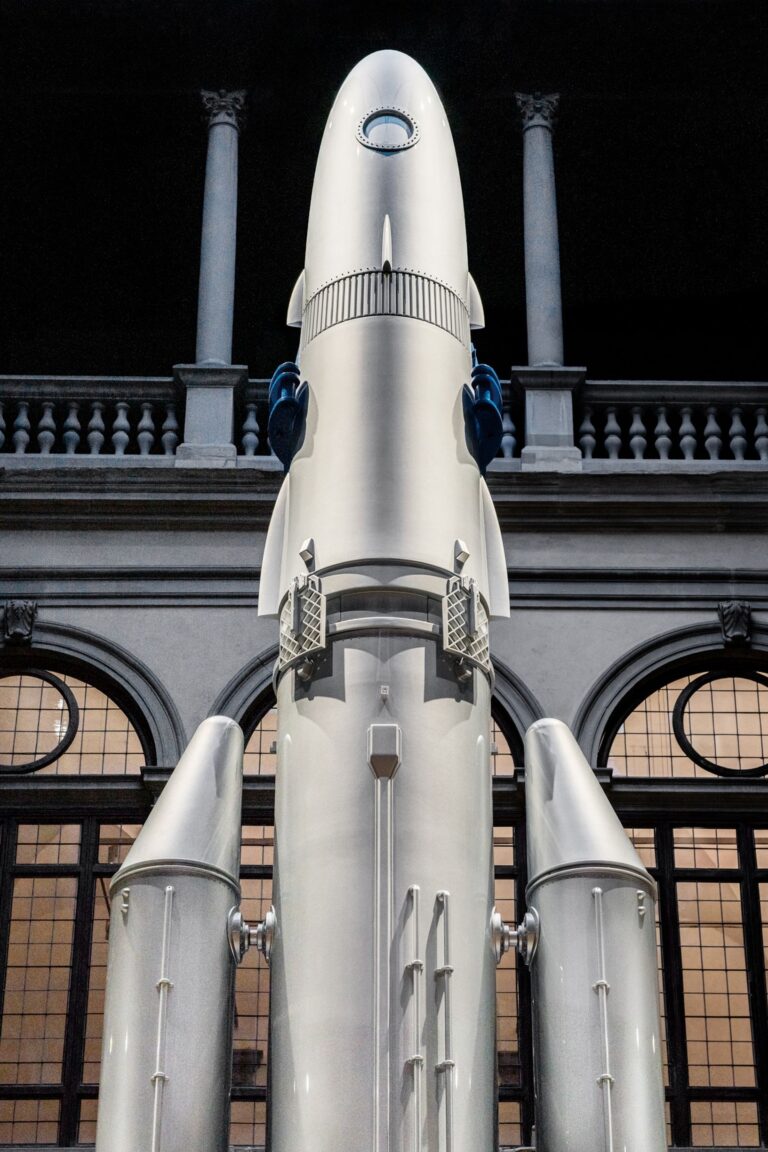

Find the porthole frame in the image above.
[
  {"left": 356, "top": 106, "right": 420, "bottom": 152},
  {"left": 0, "top": 669, "right": 80, "bottom": 774},
  {"left": 672, "top": 669, "right": 768, "bottom": 778}
]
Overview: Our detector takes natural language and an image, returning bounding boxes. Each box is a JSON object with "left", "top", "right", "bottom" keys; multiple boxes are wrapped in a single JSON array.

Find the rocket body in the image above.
[{"left": 259, "top": 51, "right": 508, "bottom": 1152}]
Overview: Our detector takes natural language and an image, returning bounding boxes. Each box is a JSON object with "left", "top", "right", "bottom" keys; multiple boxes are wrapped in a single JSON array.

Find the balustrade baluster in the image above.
[
  {"left": 703, "top": 406, "right": 722, "bottom": 461},
  {"left": 0, "top": 400, "right": 4, "bottom": 451},
  {"left": 578, "top": 406, "right": 596, "bottom": 460},
  {"left": 500, "top": 407, "right": 516, "bottom": 459},
  {"left": 604, "top": 406, "right": 622, "bottom": 460},
  {"left": 628, "top": 406, "right": 646, "bottom": 460},
  {"left": 161, "top": 403, "right": 179, "bottom": 456},
  {"left": 88, "top": 401, "right": 105, "bottom": 455},
  {"left": 729, "top": 407, "right": 747, "bottom": 461},
  {"left": 654, "top": 405, "right": 672, "bottom": 460},
  {"left": 242, "top": 402, "right": 260, "bottom": 456},
  {"left": 754, "top": 407, "right": 768, "bottom": 462},
  {"left": 112, "top": 401, "right": 131, "bottom": 456},
  {"left": 63, "top": 401, "right": 81, "bottom": 455},
  {"left": 13, "top": 401, "right": 31, "bottom": 455},
  {"left": 37, "top": 401, "right": 57, "bottom": 455},
  {"left": 137, "top": 402, "right": 155, "bottom": 456},
  {"left": 679, "top": 406, "right": 697, "bottom": 460}
]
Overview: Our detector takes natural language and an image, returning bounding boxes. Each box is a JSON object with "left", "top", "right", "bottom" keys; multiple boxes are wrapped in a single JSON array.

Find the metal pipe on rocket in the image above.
[{"left": 259, "top": 49, "right": 509, "bottom": 1152}]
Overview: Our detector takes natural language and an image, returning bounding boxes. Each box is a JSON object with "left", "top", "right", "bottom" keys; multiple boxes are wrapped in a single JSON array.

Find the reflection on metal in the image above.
[{"left": 150, "top": 884, "right": 175, "bottom": 1152}]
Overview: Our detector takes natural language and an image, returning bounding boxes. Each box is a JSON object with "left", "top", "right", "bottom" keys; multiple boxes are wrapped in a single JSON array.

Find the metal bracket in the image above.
[
  {"left": 442, "top": 576, "right": 492, "bottom": 683},
  {"left": 491, "top": 906, "right": 539, "bottom": 966},
  {"left": 276, "top": 574, "right": 326, "bottom": 684},
  {"left": 228, "top": 905, "right": 276, "bottom": 966}
]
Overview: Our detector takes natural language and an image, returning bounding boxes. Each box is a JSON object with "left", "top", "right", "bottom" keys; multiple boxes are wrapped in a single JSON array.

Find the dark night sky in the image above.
[{"left": 2, "top": 0, "right": 767, "bottom": 379}]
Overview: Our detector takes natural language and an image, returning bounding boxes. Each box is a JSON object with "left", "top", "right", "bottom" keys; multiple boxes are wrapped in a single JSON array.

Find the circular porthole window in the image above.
[
  {"left": 357, "top": 108, "right": 419, "bottom": 152},
  {"left": 672, "top": 670, "right": 768, "bottom": 778},
  {"left": 0, "top": 670, "right": 79, "bottom": 774}
]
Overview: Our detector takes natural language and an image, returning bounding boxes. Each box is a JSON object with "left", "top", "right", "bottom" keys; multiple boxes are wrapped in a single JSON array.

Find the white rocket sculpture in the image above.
[{"left": 94, "top": 50, "right": 665, "bottom": 1152}]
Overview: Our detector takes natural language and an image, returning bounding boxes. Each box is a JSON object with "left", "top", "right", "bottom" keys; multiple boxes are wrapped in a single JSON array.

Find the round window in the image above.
[
  {"left": 0, "top": 670, "right": 79, "bottom": 774},
  {"left": 357, "top": 108, "right": 419, "bottom": 152},
  {"left": 672, "top": 671, "right": 768, "bottom": 777}
]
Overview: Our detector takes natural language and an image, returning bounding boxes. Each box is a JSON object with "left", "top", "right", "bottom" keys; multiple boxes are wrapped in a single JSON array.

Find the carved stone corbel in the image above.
[
  {"left": 3, "top": 599, "right": 38, "bottom": 645},
  {"left": 717, "top": 600, "right": 751, "bottom": 647}
]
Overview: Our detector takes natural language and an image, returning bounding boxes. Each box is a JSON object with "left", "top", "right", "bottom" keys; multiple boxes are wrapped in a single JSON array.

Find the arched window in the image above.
[{"left": 597, "top": 663, "right": 768, "bottom": 1148}]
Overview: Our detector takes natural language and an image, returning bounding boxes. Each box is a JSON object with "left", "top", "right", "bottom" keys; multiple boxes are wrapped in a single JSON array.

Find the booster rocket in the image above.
[{"left": 258, "top": 49, "right": 509, "bottom": 1152}]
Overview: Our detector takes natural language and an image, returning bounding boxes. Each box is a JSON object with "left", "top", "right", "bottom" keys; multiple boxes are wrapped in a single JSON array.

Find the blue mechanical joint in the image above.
[
  {"left": 268, "top": 361, "right": 308, "bottom": 469},
  {"left": 463, "top": 359, "right": 503, "bottom": 474}
]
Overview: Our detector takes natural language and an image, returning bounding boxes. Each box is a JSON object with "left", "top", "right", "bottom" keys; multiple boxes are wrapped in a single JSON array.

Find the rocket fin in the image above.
[
  {"left": 258, "top": 475, "right": 290, "bottom": 617},
  {"left": 480, "top": 478, "right": 509, "bottom": 618},
  {"left": 287, "top": 270, "right": 305, "bottom": 327},
  {"left": 468, "top": 272, "right": 485, "bottom": 330}
]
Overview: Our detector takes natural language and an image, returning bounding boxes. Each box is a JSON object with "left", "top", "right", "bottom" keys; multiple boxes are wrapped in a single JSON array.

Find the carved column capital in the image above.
[
  {"left": 515, "top": 92, "right": 559, "bottom": 132},
  {"left": 201, "top": 89, "right": 247, "bottom": 131}
]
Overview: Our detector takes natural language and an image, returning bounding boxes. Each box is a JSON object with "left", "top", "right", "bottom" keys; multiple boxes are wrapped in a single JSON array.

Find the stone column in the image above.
[
  {"left": 176, "top": 90, "right": 247, "bottom": 466},
  {"left": 514, "top": 93, "right": 583, "bottom": 472}
]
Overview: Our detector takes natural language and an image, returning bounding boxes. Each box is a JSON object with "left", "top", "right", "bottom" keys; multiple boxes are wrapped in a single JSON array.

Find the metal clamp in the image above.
[
  {"left": 442, "top": 577, "right": 493, "bottom": 683},
  {"left": 228, "top": 905, "right": 276, "bottom": 966},
  {"left": 491, "top": 906, "right": 539, "bottom": 966},
  {"left": 276, "top": 575, "right": 326, "bottom": 685}
]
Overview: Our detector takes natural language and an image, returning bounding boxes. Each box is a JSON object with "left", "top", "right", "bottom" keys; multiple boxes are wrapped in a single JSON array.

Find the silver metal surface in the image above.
[
  {"left": 95, "top": 716, "right": 244, "bottom": 1152},
  {"left": 523, "top": 719, "right": 666, "bottom": 1152},
  {"left": 260, "top": 50, "right": 503, "bottom": 1152}
]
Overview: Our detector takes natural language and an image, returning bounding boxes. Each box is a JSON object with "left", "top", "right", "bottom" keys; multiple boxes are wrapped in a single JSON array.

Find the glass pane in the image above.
[
  {"left": 230, "top": 1098, "right": 266, "bottom": 1149},
  {"left": 677, "top": 880, "right": 754, "bottom": 1087},
  {"left": 495, "top": 877, "right": 519, "bottom": 1087},
  {"left": 53, "top": 678, "right": 144, "bottom": 776},
  {"left": 493, "top": 826, "right": 514, "bottom": 868},
  {"left": 83, "top": 878, "right": 112, "bottom": 1084},
  {"left": 625, "top": 826, "right": 656, "bottom": 869},
  {"left": 690, "top": 1099, "right": 760, "bottom": 1147},
  {"left": 761, "top": 883, "right": 768, "bottom": 1013},
  {"left": 607, "top": 676, "right": 697, "bottom": 777},
  {"left": 674, "top": 827, "right": 739, "bottom": 870},
  {"left": 98, "top": 823, "right": 141, "bottom": 865},
  {"left": 243, "top": 706, "right": 277, "bottom": 776},
  {"left": 491, "top": 719, "right": 516, "bottom": 776},
  {"left": 0, "top": 876, "right": 77, "bottom": 1084},
  {"left": 16, "top": 823, "right": 80, "bottom": 865},
  {"left": 0, "top": 674, "right": 71, "bottom": 767},
  {"left": 0, "top": 1099, "right": 60, "bottom": 1144},
  {"left": 755, "top": 828, "right": 768, "bottom": 869},
  {"left": 241, "top": 825, "right": 274, "bottom": 868},
  {"left": 498, "top": 1099, "right": 521, "bottom": 1148},
  {"left": 232, "top": 877, "right": 273, "bottom": 1090},
  {"left": 78, "top": 1097, "right": 98, "bottom": 1144}
]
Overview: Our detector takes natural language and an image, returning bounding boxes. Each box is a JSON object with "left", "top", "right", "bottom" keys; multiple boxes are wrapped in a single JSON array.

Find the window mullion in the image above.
[
  {"left": 657, "top": 822, "right": 691, "bottom": 1146},
  {"left": 58, "top": 818, "right": 99, "bottom": 1146},
  {"left": 514, "top": 816, "right": 535, "bottom": 1146},
  {"left": 0, "top": 821, "right": 18, "bottom": 1027}
]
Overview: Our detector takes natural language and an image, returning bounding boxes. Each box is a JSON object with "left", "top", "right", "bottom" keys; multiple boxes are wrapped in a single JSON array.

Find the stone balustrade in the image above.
[
  {"left": 0, "top": 378, "right": 182, "bottom": 458},
  {"left": 3, "top": 375, "right": 766, "bottom": 466},
  {"left": 576, "top": 381, "right": 768, "bottom": 464}
]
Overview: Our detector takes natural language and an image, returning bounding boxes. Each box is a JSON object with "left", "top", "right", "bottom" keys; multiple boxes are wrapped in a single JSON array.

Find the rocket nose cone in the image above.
[
  {"left": 524, "top": 719, "right": 649, "bottom": 886},
  {"left": 115, "top": 716, "right": 244, "bottom": 887}
]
